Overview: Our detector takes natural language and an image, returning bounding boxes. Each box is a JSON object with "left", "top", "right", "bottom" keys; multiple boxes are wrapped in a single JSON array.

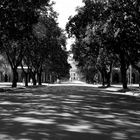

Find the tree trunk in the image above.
[
  {"left": 120, "top": 54, "right": 128, "bottom": 89},
  {"left": 50, "top": 73, "right": 52, "bottom": 83},
  {"left": 45, "top": 72, "right": 47, "bottom": 83},
  {"left": 37, "top": 67, "right": 42, "bottom": 85},
  {"left": 106, "top": 64, "right": 112, "bottom": 87},
  {"left": 139, "top": 75, "right": 140, "bottom": 88},
  {"left": 38, "top": 72, "right": 42, "bottom": 85},
  {"left": 138, "top": 71, "right": 140, "bottom": 88},
  {"left": 12, "top": 68, "right": 18, "bottom": 88},
  {"left": 106, "top": 73, "right": 111, "bottom": 87},
  {"left": 24, "top": 73, "right": 28, "bottom": 87},
  {"left": 121, "top": 66, "right": 127, "bottom": 89},
  {"left": 32, "top": 72, "right": 36, "bottom": 86},
  {"left": 101, "top": 71, "right": 105, "bottom": 86}
]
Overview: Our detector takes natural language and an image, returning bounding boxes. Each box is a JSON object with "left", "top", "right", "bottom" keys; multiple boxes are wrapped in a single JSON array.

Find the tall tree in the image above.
[
  {"left": 103, "top": 0, "right": 140, "bottom": 89},
  {"left": 67, "top": 0, "right": 140, "bottom": 89},
  {"left": 0, "top": 0, "right": 50, "bottom": 87},
  {"left": 22, "top": 4, "right": 70, "bottom": 85},
  {"left": 66, "top": 0, "right": 111, "bottom": 85}
]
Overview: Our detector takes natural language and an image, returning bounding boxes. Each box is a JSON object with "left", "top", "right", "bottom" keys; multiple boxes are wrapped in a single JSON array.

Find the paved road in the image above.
[{"left": 0, "top": 85, "right": 140, "bottom": 140}]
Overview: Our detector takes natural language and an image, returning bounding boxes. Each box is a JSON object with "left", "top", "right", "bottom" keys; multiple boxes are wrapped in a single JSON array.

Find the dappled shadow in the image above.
[{"left": 0, "top": 86, "right": 140, "bottom": 139}]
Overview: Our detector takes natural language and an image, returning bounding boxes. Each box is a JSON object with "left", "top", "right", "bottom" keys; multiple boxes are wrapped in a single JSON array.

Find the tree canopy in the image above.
[
  {"left": 66, "top": 0, "right": 140, "bottom": 89},
  {"left": 0, "top": 0, "right": 70, "bottom": 87}
]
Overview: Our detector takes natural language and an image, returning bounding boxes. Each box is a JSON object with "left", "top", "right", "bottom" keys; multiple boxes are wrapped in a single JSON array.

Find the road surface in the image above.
[{"left": 0, "top": 83, "right": 140, "bottom": 140}]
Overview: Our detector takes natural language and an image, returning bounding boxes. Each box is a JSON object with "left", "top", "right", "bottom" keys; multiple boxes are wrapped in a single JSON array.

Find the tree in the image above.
[
  {"left": 71, "top": 40, "right": 98, "bottom": 83},
  {"left": 67, "top": 0, "right": 140, "bottom": 89},
  {"left": 0, "top": 0, "right": 50, "bottom": 87},
  {"left": 123, "top": 0, "right": 140, "bottom": 87},
  {"left": 103, "top": 0, "right": 140, "bottom": 89},
  {"left": 49, "top": 45, "right": 71, "bottom": 81},
  {"left": 22, "top": 4, "right": 70, "bottom": 85},
  {"left": 66, "top": 0, "right": 112, "bottom": 85}
]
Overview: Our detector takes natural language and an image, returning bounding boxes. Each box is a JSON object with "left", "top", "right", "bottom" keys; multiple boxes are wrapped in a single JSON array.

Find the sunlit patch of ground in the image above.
[{"left": 0, "top": 82, "right": 140, "bottom": 139}]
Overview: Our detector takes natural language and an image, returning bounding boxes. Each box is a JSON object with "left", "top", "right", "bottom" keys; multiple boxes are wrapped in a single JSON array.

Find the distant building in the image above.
[
  {"left": 97, "top": 66, "right": 139, "bottom": 85},
  {"left": 68, "top": 54, "right": 81, "bottom": 81},
  {"left": 0, "top": 55, "right": 12, "bottom": 82},
  {"left": 68, "top": 53, "right": 140, "bottom": 84},
  {"left": 111, "top": 66, "right": 139, "bottom": 84}
]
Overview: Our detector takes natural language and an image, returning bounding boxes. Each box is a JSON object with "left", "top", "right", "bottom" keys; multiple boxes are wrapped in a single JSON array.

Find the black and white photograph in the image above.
[{"left": 0, "top": 0, "right": 140, "bottom": 139}]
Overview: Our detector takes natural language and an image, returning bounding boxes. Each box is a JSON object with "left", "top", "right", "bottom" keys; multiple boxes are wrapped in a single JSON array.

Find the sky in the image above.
[
  {"left": 53, "top": 0, "right": 84, "bottom": 50},
  {"left": 53, "top": 0, "right": 83, "bottom": 29}
]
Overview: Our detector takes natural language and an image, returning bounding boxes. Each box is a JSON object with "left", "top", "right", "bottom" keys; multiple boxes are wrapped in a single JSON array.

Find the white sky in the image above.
[
  {"left": 53, "top": 0, "right": 83, "bottom": 29},
  {"left": 53, "top": 0, "right": 83, "bottom": 51},
  {"left": 53, "top": 0, "right": 84, "bottom": 50}
]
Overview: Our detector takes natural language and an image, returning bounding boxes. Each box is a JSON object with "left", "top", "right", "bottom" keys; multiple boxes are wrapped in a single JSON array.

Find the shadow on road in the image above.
[{"left": 0, "top": 85, "right": 140, "bottom": 140}]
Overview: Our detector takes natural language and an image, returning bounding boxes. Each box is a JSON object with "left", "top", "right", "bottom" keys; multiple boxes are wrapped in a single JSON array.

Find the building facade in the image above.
[
  {"left": 111, "top": 66, "right": 139, "bottom": 84},
  {"left": 68, "top": 54, "right": 81, "bottom": 81}
]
